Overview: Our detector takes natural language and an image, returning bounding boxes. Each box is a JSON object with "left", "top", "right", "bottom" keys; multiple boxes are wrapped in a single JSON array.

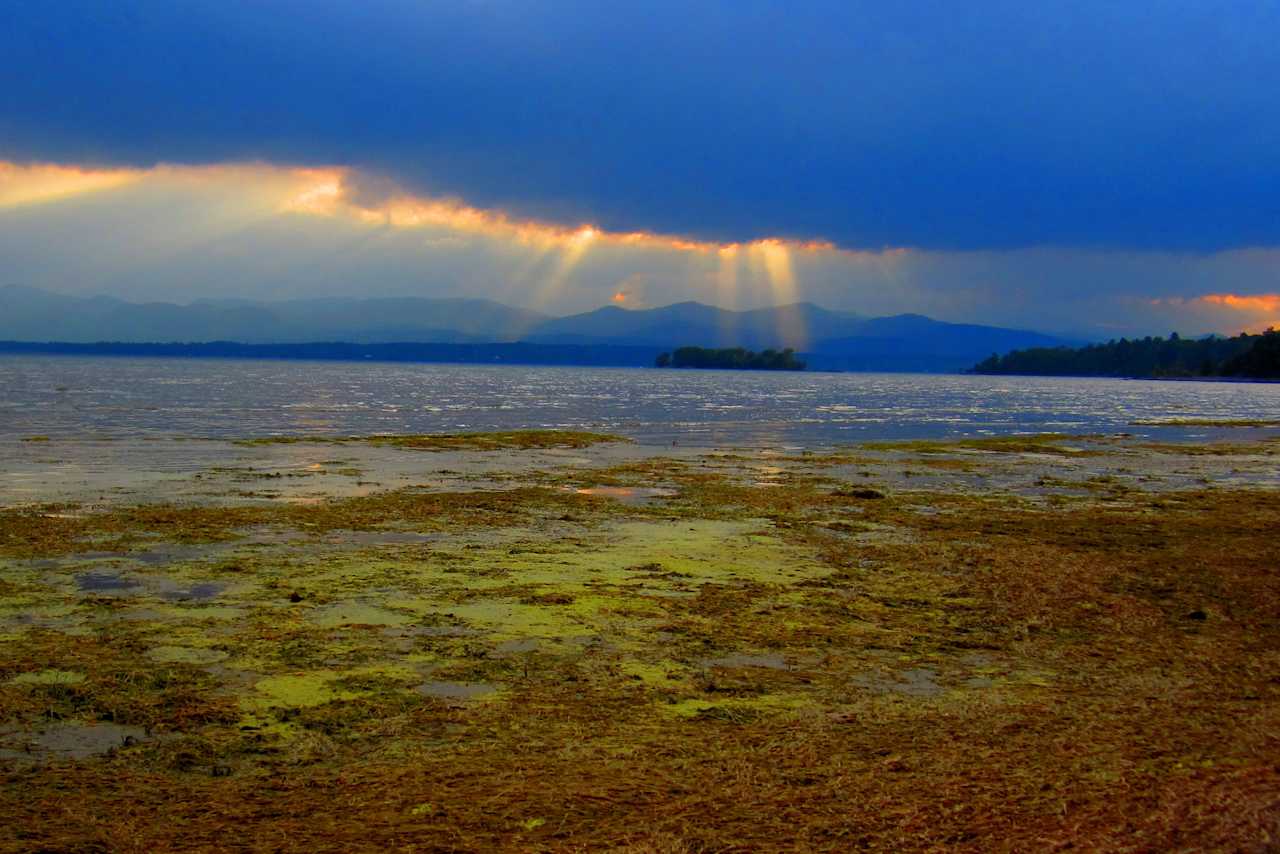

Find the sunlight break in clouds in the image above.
[
  {"left": 9, "top": 159, "right": 1280, "bottom": 339},
  {"left": 281, "top": 166, "right": 861, "bottom": 270},
  {"left": 276, "top": 165, "right": 899, "bottom": 343},
  {"left": 0, "top": 162, "right": 140, "bottom": 208},
  {"left": 1198, "top": 293, "right": 1280, "bottom": 314},
  {"left": 1198, "top": 294, "right": 1280, "bottom": 333},
  {"left": 1150, "top": 293, "right": 1280, "bottom": 334},
  {"left": 0, "top": 159, "right": 915, "bottom": 344}
]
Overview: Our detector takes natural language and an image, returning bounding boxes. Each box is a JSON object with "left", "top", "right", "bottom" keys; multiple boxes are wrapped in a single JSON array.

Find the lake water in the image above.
[{"left": 1, "top": 355, "right": 1278, "bottom": 448}]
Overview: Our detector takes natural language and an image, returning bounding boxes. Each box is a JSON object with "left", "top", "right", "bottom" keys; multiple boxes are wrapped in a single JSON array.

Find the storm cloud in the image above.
[{"left": 4, "top": 0, "right": 1279, "bottom": 251}]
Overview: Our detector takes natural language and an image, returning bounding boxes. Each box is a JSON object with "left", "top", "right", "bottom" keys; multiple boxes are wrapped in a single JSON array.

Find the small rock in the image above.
[
  {"left": 836, "top": 487, "right": 886, "bottom": 500},
  {"left": 289, "top": 592, "right": 304, "bottom": 603}
]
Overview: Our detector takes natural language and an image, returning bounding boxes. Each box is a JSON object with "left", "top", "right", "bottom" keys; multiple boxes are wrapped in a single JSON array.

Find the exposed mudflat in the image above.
[{"left": 2, "top": 429, "right": 1279, "bottom": 852}]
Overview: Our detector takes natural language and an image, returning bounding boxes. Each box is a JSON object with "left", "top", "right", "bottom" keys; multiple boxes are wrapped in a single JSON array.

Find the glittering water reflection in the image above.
[{"left": 2, "top": 355, "right": 1279, "bottom": 447}]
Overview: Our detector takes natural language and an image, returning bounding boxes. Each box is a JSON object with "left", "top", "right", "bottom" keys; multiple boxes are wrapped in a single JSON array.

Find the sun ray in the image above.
[
  {"left": 747, "top": 239, "right": 809, "bottom": 348},
  {"left": 530, "top": 226, "right": 599, "bottom": 309}
]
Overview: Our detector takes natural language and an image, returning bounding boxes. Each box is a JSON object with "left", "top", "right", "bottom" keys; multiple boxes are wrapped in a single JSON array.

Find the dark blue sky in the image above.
[{"left": 4, "top": 0, "right": 1279, "bottom": 251}]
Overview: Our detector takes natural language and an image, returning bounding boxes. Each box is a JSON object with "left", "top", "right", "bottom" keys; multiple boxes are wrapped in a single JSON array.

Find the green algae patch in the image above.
[
  {"left": 602, "top": 519, "right": 831, "bottom": 584},
  {"left": 619, "top": 660, "right": 691, "bottom": 687},
  {"left": 245, "top": 673, "right": 361, "bottom": 710},
  {"left": 431, "top": 598, "right": 604, "bottom": 640},
  {"left": 9, "top": 669, "right": 86, "bottom": 686},
  {"left": 0, "top": 600, "right": 79, "bottom": 619},
  {"left": 449, "top": 519, "right": 834, "bottom": 591},
  {"left": 151, "top": 603, "right": 245, "bottom": 621},
  {"left": 242, "top": 663, "right": 426, "bottom": 721},
  {"left": 308, "top": 601, "right": 414, "bottom": 629}
]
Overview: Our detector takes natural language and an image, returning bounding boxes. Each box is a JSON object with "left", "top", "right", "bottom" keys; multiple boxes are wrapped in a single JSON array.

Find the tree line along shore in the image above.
[{"left": 973, "top": 328, "right": 1280, "bottom": 379}]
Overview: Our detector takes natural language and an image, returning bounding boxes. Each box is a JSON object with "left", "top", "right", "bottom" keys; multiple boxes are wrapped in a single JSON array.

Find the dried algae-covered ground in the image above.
[{"left": 1, "top": 430, "right": 1279, "bottom": 852}]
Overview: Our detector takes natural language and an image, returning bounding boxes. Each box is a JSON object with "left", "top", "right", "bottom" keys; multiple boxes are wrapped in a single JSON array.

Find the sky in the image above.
[{"left": 2, "top": 1, "right": 1279, "bottom": 337}]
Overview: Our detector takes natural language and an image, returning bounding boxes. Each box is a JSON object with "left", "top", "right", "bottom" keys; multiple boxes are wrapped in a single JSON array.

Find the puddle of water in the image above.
[
  {"left": 703, "top": 652, "right": 789, "bottom": 670},
  {"left": 385, "top": 624, "right": 482, "bottom": 638},
  {"left": 130, "top": 545, "right": 210, "bottom": 565},
  {"left": 114, "top": 608, "right": 168, "bottom": 622},
  {"left": 158, "top": 581, "right": 224, "bottom": 602},
  {"left": 76, "top": 571, "right": 139, "bottom": 593},
  {"left": 417, "top": 681, "right": 498, "bottom": 701},
  {"left": 74, "top": 571, "right": 225, "bottom": 602},
  {"left": 322, "top": 530, "right": 439, "bottom": 546},
  {"left": 494, "top": 638, "right": 540, "bottom": 655},
  {"left": 567, "top": 486, "right": 677, "bottom": 506},
  {"left": 853, "top": 667, "right": 942, "bottom": 698},
  {"left": 0, "top": 722, "right": 150, "bottom": 762}
]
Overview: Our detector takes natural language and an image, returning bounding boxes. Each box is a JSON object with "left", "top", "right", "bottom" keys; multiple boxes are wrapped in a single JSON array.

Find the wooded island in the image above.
[{"left": 655, "top": 346, "right": 806, "bottom": 370}]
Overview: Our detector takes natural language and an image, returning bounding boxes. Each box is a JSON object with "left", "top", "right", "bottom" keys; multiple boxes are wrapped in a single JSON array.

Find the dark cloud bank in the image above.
[{"left": 4, "top": 0, "right": 1279, "bottom": 252}]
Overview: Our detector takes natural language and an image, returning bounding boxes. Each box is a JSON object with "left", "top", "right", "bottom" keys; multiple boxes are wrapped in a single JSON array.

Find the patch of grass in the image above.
[
  {"left": 234, "top": 429, "right": 628, "bottom": 451},
  {"left": 0, "top": 486, "right": 614, "bottom": 558},
  {"left": 1, "top": 631, "right": 238, "bottom": 731},
  {"left": 1131, "top": 417, "right": 1280, "bottom": 427},
  {"left": 1136, "top": 440, "right": 1278, "bottom": 456},
  {"left": 863, "top": 434, "right": 1099, "bottom": 455}
]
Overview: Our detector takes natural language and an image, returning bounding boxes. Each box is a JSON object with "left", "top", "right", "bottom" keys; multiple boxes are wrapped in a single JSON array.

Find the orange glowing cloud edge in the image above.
[
  {"left": 1150, "top": 293, "right": 1280, "bottom": 333},
  {"left": 0, "top": 162, "right": 143, "bottom": 207},
  {"left": 278, "top": 167, "right": 905, "bottom": 260},
  {"left": 1153, "top": 293, "right": 1280, "bottom": 313},
  {"left": 1199, "top": 293, "right": 1280, "bottom": 313},
  {"left": 0, "top": 159, "right": 904, "bottom": 259}
]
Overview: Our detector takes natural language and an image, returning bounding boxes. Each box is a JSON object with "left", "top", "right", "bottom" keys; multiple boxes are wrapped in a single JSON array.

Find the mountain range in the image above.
[{"left": 0, "top": 285, "right": 1075, "bottom": 372}]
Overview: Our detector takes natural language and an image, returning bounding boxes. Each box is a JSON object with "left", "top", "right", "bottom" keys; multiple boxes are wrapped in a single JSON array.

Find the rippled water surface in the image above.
[{"left": 2, "top": 355, "right": 1278, "bottom": 447}]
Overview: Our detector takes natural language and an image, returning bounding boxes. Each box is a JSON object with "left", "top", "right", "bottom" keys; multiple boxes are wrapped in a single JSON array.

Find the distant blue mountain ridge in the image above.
[{"left": 0, "top": 285, "right": 1077, "bottom": 372}]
